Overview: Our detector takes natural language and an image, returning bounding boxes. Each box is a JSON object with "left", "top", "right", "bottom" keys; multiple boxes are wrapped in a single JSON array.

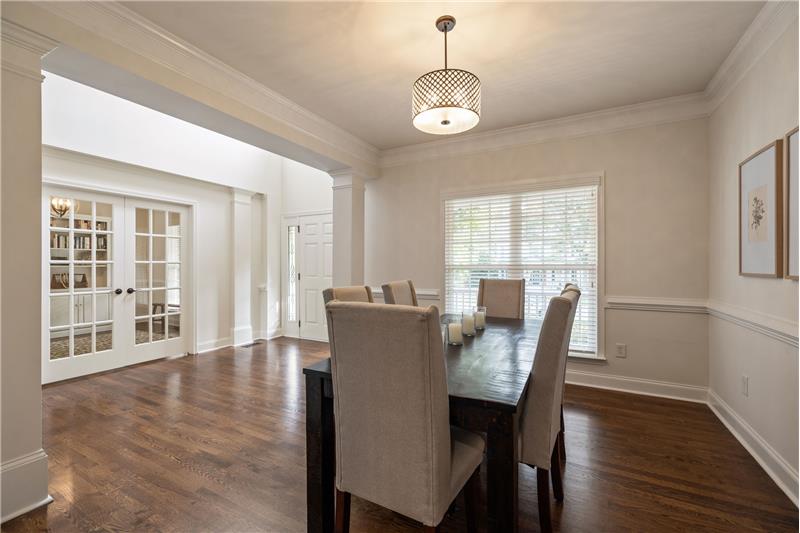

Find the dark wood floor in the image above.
[{"left": 3, "top": 338, "right": 797, "bottom": 532}]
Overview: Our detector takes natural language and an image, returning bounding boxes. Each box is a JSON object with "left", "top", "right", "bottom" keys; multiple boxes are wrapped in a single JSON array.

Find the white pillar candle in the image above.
[
  {"left": 447, "top": 322, "right": 463, "bottom": 345},
  {"left": 474, "top": 311, "right": 486, "bottom": 329},
  {"left": 462, "top": 313, "right": 476, "bottom": 336}
]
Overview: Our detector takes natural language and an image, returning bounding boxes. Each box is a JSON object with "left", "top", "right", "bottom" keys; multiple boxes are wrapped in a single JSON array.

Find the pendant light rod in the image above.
[{"left": 435, "top": 15, "right": 456, "bottom": 70}]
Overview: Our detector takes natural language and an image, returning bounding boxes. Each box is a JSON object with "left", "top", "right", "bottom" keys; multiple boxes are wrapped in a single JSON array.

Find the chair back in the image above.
[
  {"left": 322, "top": 285, "right": 374, "bottom": 305},
  {"left": 381, "top": 280, "right": 418, "bottom": 306},
  {"left": 325, "top": 301, "right": 451, "bottom": 524},
  {"left": 519, "top": 290, "right": 579, "bottom": 468},
  {"left": 477, "top": 279, "right": 525, "bottom": 319}
]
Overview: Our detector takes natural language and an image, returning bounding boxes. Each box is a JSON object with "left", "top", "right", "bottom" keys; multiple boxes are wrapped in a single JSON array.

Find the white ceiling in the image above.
[{"left": 123, "top": 1, "right": 763, "bottom": 150}]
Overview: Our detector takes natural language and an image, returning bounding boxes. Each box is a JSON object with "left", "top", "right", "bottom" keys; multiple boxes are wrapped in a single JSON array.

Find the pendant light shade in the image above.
[{"left": 412, "top": 16, "right": 481, "bottom": 135}]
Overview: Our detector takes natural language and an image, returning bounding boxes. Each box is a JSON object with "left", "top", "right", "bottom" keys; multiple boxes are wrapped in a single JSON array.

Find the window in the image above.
[
  {"left": 444, "top": 182, "right": 600, "bottom": 355},
  {"left": 287, "top": 225, "right": 298, "bottom": 323}
]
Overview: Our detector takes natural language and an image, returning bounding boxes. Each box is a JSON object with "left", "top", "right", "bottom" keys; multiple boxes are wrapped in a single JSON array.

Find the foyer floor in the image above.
[{"left": 3, "top": 337, "right": 797, "bottom": 532}]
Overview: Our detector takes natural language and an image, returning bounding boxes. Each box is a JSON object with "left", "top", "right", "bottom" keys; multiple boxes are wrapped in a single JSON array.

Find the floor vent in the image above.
[{"left": 239, "top": 340, "right": 264, "bottom": 348}]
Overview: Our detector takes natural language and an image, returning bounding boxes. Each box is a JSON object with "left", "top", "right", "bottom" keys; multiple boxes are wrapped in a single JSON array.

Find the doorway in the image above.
[
  {"left": 282, "top": 212, "right": 332, "bottom": 341},
  {"left": 43, "top": 186, "right": 192, "bottom": 383}
]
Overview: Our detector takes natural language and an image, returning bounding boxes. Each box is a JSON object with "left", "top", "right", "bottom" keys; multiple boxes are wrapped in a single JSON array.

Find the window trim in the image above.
[{"left": 439, "top": 172, "right": 605, "bottom": 359}]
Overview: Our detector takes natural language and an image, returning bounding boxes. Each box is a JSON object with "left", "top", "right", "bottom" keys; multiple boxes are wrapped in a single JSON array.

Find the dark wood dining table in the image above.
[{"left": 303, "top": 314, "right": 542, "bottom": 533}]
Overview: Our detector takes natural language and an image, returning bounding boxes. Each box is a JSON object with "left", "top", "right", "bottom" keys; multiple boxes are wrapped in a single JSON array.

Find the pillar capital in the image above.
[
  {"left": 329, "top": 168, "right": 366, "bottom": 191},
  {"left": 1, "top": 20, "right": 58, "bottom": 82}
]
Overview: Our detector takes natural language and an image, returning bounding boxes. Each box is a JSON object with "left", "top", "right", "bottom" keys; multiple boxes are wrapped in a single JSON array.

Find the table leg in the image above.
[
  {"left": 306, "top": 374, "right": 335, "bottom": 533},
  {"left": 486, "top": 411, "right": 518, "bottom": 533}
]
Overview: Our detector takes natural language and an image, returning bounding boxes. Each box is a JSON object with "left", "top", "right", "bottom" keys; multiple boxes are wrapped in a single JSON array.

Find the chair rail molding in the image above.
[
  {"left": 371, "top": 287, "right": 440, "bottom": 302},
  {"left": 604, "top": 295, "right": 708, "bottom": 314}
]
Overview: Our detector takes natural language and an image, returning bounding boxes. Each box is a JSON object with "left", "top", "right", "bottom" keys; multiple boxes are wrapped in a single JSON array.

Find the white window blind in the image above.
[{"left": 444, "top": 184, "right": 599, "bottom": 354}]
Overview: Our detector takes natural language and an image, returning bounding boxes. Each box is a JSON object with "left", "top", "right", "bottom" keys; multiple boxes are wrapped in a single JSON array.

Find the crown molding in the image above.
[
  {"left": 379, "top": 92, "right": 709, "bottom": 168},
  {"left": 34, "top": 1, "right": 379, "bottom": 173},
  {"left": 378, "top": 1, "right": 798, "bottom": 169},
  {"left": 14, "top": 1, "right": 797, "bottom": 174},
  {"left": 1, "top": 19, "right": 59, "bottom": 55},
  {"left": 704, "top": 1, "right": 798, "bottom": 112}
]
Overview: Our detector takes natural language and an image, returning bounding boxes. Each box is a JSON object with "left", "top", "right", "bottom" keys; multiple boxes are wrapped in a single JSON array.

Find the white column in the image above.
[
  {"left": 330, "top": 169, "right": 366, "bottom": 286},
  {"left": 231, "top": 188, "right": 254, "bottom": 345},
  {"left": 1, "top": 20, "right": 57, "bottom": 522}
]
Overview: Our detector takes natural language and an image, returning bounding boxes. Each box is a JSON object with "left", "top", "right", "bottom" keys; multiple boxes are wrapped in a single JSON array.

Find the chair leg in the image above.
[
  {"left": 537, "top": 468, "right": 552, "bottom": 533},
  {"left": 559, "top": 404, "right": 566, "bottom": 463},
  {"left": 550, "top": 445, "right": 564, "bottom": 502},
  {"left": 335, "top": 488, "right": 350, "bottom": 533},
  {"left": 464, "top": 466, "right": 481, "bottom": 533}
]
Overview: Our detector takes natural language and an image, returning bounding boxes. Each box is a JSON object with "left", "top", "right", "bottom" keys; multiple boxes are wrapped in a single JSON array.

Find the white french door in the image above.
[
  {"left": 282, "top": 213, "right": 332, "bottom": 342},
  {"left": 43, "top": 187, "right": 190, "bottom": 383}
]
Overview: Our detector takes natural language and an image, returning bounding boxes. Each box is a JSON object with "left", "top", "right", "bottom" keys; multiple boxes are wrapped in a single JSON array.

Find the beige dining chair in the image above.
[
  {"left": 477, "top": 279, "right": 525, "bottom": 319},
  {"left": 325, "top": 301, "right": 484, "bottom": 533},
  {"left": 322, "top": 285, "right": 374, "bottom": 305},
  {"left": 556, "top": 284, "right": 581, "bottom": 463},
  {"left": 381, "top": 280, "right": 418, "bottom": 306},
  {"left": 517, "top": 290, "right": 579, "bottom": 533}
]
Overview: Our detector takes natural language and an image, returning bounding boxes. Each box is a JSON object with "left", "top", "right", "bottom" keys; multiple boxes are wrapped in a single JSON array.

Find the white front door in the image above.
[
  {"left": 282, "top": 213, "right": 332, "bottom": 342},
  {"left": 43, "top": 187, "right": 190, "bottom": 383}
]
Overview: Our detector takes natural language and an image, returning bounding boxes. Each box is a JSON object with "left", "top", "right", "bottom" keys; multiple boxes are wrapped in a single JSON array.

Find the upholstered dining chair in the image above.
[
  {"left": 477, "top": 279, "right": 525, "bottom": 319},
  {"left": 556, "top": 284, "right": 581, "bottom": 463},
  {"left": 325, "top": 301, "right": 484, "bottom": 533},
  {"left": 322, "top": 285, "right": 374, "bottom": 305},
  {"left": 381, "top": 279, "right": 418, "bottom": 306},
  {"left": 517, "top": 290, "right": 579, "bottom": 533}
]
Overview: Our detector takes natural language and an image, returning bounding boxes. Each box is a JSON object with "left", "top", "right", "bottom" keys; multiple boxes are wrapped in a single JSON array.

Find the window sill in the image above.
[{"left": 568, "top": 352, "right": 607, "bottom": 363}]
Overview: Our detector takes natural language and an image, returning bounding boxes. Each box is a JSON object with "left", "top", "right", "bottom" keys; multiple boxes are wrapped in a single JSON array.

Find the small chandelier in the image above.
[
  {"left": 50, "top": 197, "right": 72, "bottom": 218},
  {"left": 412, "top": 15, "right": 481, "bottom": 135}
]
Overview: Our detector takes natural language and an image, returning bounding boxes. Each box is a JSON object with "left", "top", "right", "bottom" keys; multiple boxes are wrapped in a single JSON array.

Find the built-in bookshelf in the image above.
[{"left": 50, "top": 213, "right": 111, "bottom": 262}]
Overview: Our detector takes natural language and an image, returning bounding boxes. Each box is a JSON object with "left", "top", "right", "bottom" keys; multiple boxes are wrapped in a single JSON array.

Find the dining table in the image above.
[{"left": 303, "top": 314, "right": 542, "bottom": 533}]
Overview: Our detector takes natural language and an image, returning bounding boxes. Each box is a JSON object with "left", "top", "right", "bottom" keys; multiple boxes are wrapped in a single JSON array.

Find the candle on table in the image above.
[
  {"left": 447, "top": 322, "right": 463, "bottom": 345},
  {"left": 474, "top": 306, "right": 487, "bottom": 329},
  {"left": 462, "top": 313, "right": 476, "bottom": 336}
]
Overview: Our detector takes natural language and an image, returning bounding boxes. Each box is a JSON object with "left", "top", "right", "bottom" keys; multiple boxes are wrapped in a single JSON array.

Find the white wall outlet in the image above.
[
  {"left": 615, "top": 343, "right": 627, "bottom": 358},
  {"left": 741, "top": 375, "right": 749, "bottom": 397}
]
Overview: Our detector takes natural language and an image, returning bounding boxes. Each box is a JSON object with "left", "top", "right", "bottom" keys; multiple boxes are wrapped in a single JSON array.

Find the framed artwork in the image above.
[
  {"left": 785, "top": 127, "right": 799, "bottom": 280},
  {"left": 739, "top": 140, "right": 783, "bottom": 277}
]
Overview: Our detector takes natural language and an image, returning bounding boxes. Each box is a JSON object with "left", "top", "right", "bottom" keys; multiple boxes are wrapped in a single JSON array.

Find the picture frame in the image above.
[
  {"left": 739, "top": 140, "right": 783, "bottom": 277},
  {"left": 784, "top": 127, "right": 798, "bottom": 280}
]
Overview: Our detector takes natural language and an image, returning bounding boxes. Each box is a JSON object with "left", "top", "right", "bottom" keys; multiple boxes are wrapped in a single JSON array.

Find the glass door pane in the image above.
[
  {"left": 133, "top": 208, "right": 182, "bottom": 345},
  {"left": 47, "top": 194, "right": 115, "bottom": 360}
]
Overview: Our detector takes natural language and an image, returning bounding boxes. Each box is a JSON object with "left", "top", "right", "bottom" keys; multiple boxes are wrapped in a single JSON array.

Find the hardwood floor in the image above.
[{"left": 3, "top": 337, "right": 797, "bottom": 532}]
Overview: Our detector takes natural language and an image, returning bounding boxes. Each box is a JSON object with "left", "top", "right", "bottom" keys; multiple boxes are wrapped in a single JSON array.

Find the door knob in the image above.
[
  {"left": 114, "top": 288, "right": 123, "bottom": 295},
  {"left": 126, "top": 288, "right": 136, "bottom": 294}
]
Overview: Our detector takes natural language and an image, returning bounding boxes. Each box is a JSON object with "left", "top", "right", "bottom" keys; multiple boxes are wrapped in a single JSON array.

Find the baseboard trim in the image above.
[
  {"left": 1, "top": 449, "right": 51, "bottom": 523},
  {"left": 568, "top": 371, "right": 798, "bottom": 506},
  {"left": 707, "top": 390, "right": 799, "bottom": 506},
  {"left": 1, "top": 495, "right": 53, "bottom": 524},
  {"left": 565, "top": 369, "right": 708, "bottom": 403},
  {"left": 197, "top": 337, "right": 232, "bottom": 353}
]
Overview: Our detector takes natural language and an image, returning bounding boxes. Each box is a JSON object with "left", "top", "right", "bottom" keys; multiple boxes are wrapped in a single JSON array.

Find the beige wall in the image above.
[
  {"left": 367, "top": 117, "right": 710, "bottom": 386},
  {"left": 708, "top": 19, "right": 798, "bottom": 492}
]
